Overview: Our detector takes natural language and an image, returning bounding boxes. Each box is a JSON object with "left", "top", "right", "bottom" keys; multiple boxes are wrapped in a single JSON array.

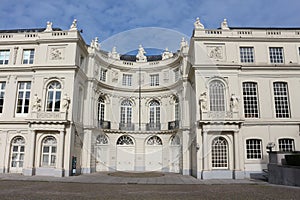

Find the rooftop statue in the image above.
[
  {"left": 136, "top": 44, "right": 147, "bottom": 62},
  {"left": 70, "top": 19, "right": 78, "bottom": 31},
  {"left": 108, "top": 46, "right": 120, "bottom": 60},
  {"left": 221, "top": 19, "right": 230, "bottom": 30},
  {"left": 194, "top": 17, "right": 204, "bottom": 30},
  {"left": 90, "top": 37, "right": 100, "bottom": 50},
  {"left": 180, "top": 37, "right": 188, "bottom": 50},
  {"left": 44, "top": 21, "right": 53, "bottom": 32},
  {"left": 162, "top": 47, "right": 173, "bottom": 60}
]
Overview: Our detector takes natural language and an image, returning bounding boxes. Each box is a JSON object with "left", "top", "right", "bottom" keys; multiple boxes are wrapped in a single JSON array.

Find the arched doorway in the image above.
[
  {"left": 10, "top": 136, "right": 25, "bottom": 173},
  {"left": 116, "top": 135, "right": 135, "bottom": 171},
  {"left": 95, "top": 134, "right": 109, "bottom": 171},
  {"left": 169, "top": 135, "right": 181, "bottom": 173},
  {"left": 145, "top": 136, "right": 163, "bottom": 171}
]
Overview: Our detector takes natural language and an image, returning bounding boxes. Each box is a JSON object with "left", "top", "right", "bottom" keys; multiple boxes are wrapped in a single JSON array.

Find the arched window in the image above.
[
  {"left": 10, "top": 136, "right": 25, "bottom": 168},
  {"left": 96, "top": 134, "right": 108, "bottom": 145},
  {"left": 46, "top": 81, "right": 61, "bottom": 112},
  {"left": 97, "top": 97, "right": 105, "bottom": 122},
  {"left": 41, "top": 136, "right": 57, "bottom": 167},
  {"left": 209, "top": 80, "right": 225, "bottom": 112},
  {"left": 211, "top": 137, "right": 228, "bottom": 169},
  {"left": 147, "top": 136, "right": 163, "bottom": 145},
  {"left": 149, "top": 100, "right": 160, "bottom": 124},
  {"left": 120, "top": 100, "right": 132, "bottom": 124},
  {"left": 174, "top": 98, "right": 179, "bottom": 121},
  {"left": 116, "top": 135, "right": 134, "bottom": 145}
]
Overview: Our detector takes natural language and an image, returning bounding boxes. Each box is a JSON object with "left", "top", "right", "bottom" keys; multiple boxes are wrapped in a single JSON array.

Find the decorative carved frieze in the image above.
[{"left": 49, "top": 47, "right": 65, "bottom": 60}]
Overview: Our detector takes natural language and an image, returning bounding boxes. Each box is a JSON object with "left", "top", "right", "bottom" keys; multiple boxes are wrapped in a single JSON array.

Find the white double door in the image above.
[
  {"left": 145, "top": 146, "right": 163, "bottom": 171},
  {"left": 10, "top": 144, "right": 25, "bottom": 173},
  {"left": 116, "top": 146, "right": 135, "bottom": 171}
]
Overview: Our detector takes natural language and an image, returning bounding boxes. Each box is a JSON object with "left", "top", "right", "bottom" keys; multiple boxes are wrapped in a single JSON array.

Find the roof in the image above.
[
  {"left": 120, "top": 55, "right": 162, "bottom": 62},
  {"left": 228, "top": 27, "right": 300, "bottom": 30},
  {"left": 0, "top": 28, "right": 62, "bottom": 33}
]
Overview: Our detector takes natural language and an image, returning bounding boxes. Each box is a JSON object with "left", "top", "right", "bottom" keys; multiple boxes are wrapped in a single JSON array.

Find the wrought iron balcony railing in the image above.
[
  {"left": 146, "top": 123, "right": 161, "bottom": 131},
  {"left": 119, "top": 123, "right": 135, "bottom": 131},
  {"left": 99, "top": 120, "right": 111, "bottom": 129},
  {"left": 168, "top": 120, "right": 179, "bottom": 130}
]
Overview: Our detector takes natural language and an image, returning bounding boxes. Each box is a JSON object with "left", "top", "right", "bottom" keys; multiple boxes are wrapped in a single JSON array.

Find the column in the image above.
[
  {"left": 55, "top": 130, "right": 65, "bottom": 177},
  {"left": 23, "top": 130, "right": 36, "bottom": 176},
  {"left": 202, "top": 130, "right": 209, "bottom": 170},
  {"left": 233, "top": 130, "right": 243, "bottom": 179}
]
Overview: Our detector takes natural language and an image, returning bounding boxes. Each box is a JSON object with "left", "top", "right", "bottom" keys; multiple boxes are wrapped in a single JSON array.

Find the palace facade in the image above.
[{"left": 0, "top": 18, "right": 299, "bottom": 179}]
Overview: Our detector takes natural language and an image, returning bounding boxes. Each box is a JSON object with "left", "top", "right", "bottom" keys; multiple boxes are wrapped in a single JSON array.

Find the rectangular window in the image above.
[
  {"left": 16, "top": 82, "right": 31, "bottom": 114},
  {"left": 269, "top": 47, "right": 284, "bottom": 63},
  {"left": 0, "top": 50, "right": 10, "bottom": 65},
  {"left": 240, "top": 47, "right": 254, "bottom": 63},
  {"left": 242, "top": 82, "right": 259, "bottom": 118},
  {"left": 100, "top": 68, "right": 107, "bottom": 82},
  {"left": 278, "top": 138, "right": 294, "bottom": 152},
  {"left": 22, "top": 49, "right": 35, "bottom": 64},
  {"left": 298, "top": 47, "right": 300, "bottom": 56},
  {"left": 122, "top": 74, "right": 132, "bottom": 86},
  {"left": 273, "top": 82, "right": 290, "bottom": 118},
  {"left": 246, "top": 139, "right": 262, "bottom": 159},
  {"left": 150, "top": 74, "right": 159, "bottom": 86},
  {"left": 0, "top": 82, "right": 6, "bottom": 113}
]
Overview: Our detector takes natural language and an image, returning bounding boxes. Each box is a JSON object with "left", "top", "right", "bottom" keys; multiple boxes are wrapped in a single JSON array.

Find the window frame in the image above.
[
  {"left": 46, "top": 81, "right": 62, "bottom": 112},
  {"left": 211, "top": 137, "right": 228, "bottom": 169},
  {"left": 278, "top": 138, "right": 295, "bottom": 152},
  {"left": 150, "top": 74, "right": 159, "bottom": 86},
  {"left": 246, "top": 139, "right": 263, "bottom": 160},
  {"left": 122, "top": 74, "right": 132, "bottom": 86},
  {"left": 273, "top": 82, "right": 290, "bottom": 118},
  {"left": 209, "top": 80, "right": 226, "bottom": 112},
  {"left": 242, "top": 82, "right": 259, "bottom": 118},
  {"left": 269, "top": 47, "right": 284, "bottom": 64},
  {"left": 149, "top": 100, "right": 160, "bottom": 124},
  {"left": 22, "top": 49, "right": 35, "bottom": 64},
  {"left": 0, "top": 50, "right": 10, "bottom": 65},
  {"left": 97, "top": 97, "right": 105, "bottom": 122},
  {"left": 0, "top": 82, "right": 6, "bottom": 113},
  {"left": 100, "top": 68, "right": 107, "bottom": 82},
  {"left": 16, "top": 81, "right": 31, "bottom": 115},
  {"left": 240, "top": 47, "right": 254, "bottom": 63},
  {"left": 120, "top": 100, "right": 132, "bottom": 124},
  {"left": 41, "top": 136, "right": 57, "bottom": 167}
]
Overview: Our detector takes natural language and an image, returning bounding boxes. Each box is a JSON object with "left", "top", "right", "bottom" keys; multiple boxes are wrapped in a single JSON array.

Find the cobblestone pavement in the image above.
[{"left": 0, "top": 172, "right": 299, "bottom": 199}]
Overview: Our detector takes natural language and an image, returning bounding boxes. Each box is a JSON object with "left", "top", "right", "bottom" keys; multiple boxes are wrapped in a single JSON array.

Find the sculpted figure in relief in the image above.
[
  {"left": 199, "top": 92, "right": 207, "bottom": 111},
  {"left": 32, "top": 94, "right": 42, "bottom": 112},
  {"left": 230, "top": 93, "right": 239, "bottom": 112},
  {"left": 62, "top": 94, "right": 71, "bottom": 111}
]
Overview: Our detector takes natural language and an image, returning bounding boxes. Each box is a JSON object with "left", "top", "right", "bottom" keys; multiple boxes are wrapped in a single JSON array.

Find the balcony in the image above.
[
  {"left": 146, "top": 123, "right": 161, "bottom": 131},
  {"left": 119, "top": 123, "right": 135, "bottom": 131},
  {"left": 99, "top": 120, "right": 111, "bottom": 129},
  {"left": 168, "top": 120, "right": 179, "bottom": 130}
]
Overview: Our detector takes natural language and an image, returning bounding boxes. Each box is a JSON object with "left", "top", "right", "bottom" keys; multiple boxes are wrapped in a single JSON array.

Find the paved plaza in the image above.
[{"left": 0, "top": 172, "right": 299, "bottom": 199}]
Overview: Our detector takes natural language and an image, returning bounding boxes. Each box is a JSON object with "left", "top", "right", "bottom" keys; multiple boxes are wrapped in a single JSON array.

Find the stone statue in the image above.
[
  {"left": 108, "top": 46, "right": 120, "bottom": 60},
  {"left": 62, "top": 94, "right": 71, "bottom": 111},
  {"left": 44, "top": 21, "right": 53, "bottom": 32},
  {"left": 221, "top": 19, "right": 229, "bottom": 30},
  {"left": 136, "top": 45, "right": 147, "bottom": 62},
  {"left": 112, "top": 70, "right": 119, "bottom": 82},
  {"left": 199, "top": 92, "right": 207, "bottom": 111},
  {"left": 162, "top": 48, "right": 173, "bottom": 60},
  {"left": 70, "top": 19, "right": 78, "bottom": 31},
  {"left": 32, "top": 94, "right": 42, "bottom": 112},
  {"left": 180, "top": 37, "right": 188, "bottom": 49},
  {"left": 90, "top": 37, "right": 100, "bottom": 50},
  {"left": 230, "top": 93, "right": 239, "bottom": 112},
  {"left": 194, "top": 17, "right": 204, "bottom": 30}
]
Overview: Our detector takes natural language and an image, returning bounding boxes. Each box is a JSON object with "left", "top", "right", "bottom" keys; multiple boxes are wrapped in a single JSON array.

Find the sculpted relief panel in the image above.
[
  {"left": 48, "top": 46, "right": 66, "bottom": 60},
  {"left": 207, "top": 45, "right": 225, "bottom": 61}
]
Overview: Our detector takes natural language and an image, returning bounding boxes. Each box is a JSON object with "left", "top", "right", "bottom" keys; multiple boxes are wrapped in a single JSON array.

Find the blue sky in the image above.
[{"left": 1, "top": 0, "right": 300, "bottom": 52}]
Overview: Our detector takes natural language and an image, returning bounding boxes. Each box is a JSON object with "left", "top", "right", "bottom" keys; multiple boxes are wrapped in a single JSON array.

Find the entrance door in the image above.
[
  {"left": 169, "top": 135, "right": 181, "bottom": 173},
  {"left": 95, "top": 134, "right": 109, "bottom": 171},
  {"left": 10, "top": 136, "right": 25, "bottom": 173},
  {"left": 145, "top": 136, "right": 163, "bottom": 171},
  {"left": 116, "top": 135, "right": 135, "bottom": 171}
]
